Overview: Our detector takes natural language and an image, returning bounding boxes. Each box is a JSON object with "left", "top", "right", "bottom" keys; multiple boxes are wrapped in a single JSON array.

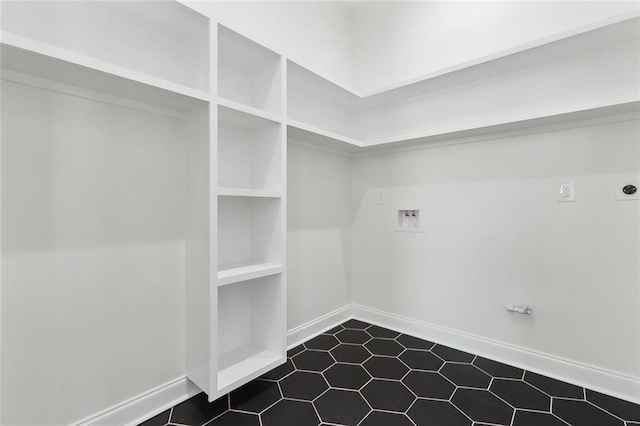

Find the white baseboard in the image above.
[
  {"left": 351, "top": 304, "right": 640, "bottom": 405},
  {"left": 72, "top": 303, "right": 639, "bottom": 426},
  {"left": 287, "top": 305, "right": 353, "bottom": 349},
  {"left": 72, "top": 376, "right": 200, "bottom": 426},
  {"left": 72, "top": 305, "right": 353, "bottom": 426}
]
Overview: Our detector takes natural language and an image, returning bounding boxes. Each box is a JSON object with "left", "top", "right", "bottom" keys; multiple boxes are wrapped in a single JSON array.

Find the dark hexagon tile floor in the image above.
[{"left": 138, "top": 319, "right": 640, "bottom": 426}]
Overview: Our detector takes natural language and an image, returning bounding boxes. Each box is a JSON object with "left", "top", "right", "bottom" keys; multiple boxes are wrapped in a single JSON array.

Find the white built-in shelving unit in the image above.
[
  {"left": 286, "top": 12, "right": 640, "bottom": 154},
  {"left": 212, "top": 24, "right": 287, "bottom": 398},
  {"left": 0, "top": 0, "right": 286, "bottom": 404},
  {"left": 2, "top": 0, "right": 638, "bottom": 410}
]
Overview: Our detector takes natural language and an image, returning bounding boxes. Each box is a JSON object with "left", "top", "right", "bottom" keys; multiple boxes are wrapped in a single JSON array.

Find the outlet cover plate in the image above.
[{"left": 615, "top": 179, "right": 640, "bottom": 200}]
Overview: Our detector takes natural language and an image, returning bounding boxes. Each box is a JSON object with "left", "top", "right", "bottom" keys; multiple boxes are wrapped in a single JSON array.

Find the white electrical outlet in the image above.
[
  {"left": 376, "top": 191, "right": 385, "bottom": 205},
  {"left": 558, "top": 181, "right": 574, "bottom": 202}
]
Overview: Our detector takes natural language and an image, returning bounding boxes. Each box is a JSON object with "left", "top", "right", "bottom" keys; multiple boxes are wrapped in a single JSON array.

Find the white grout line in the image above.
[{"left": 158, "top": 319, "right": 635, "bottom": 426}]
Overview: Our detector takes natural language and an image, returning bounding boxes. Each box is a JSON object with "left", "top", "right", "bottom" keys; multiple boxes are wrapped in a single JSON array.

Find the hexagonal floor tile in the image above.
[
  {"left": 323, "top": 325, "right": 344, "bottom": 335},
  {"left": 342, "top": 319, "right": 371, "bottom": 329},
  {"left": 586, "top": 389, "right": 640, "bottom": 422},
  {"left": 473, "top": 356, "right": 523, "bottom": 379},
  {"left": 170, "top": 392, "right": 228, "bottom": 426},
  {"left": 260, "top": 359, "right": 295, "bottom": 381},
  {"left": 280, "top": 371, "right": 328, "bottom": 401},
  {"left": 287, "top": 345, "right": 305, "bottom": 358},
  {"left": 490, "top": 378, "right": 550, "bottom": 411},
  {"left": 452, "top": 388, "right": 514, "bottom": 425},
  {"left": 360, "top": 411, "right": 414, "bottom": 426},
  {"left": 402, "top": 371, "right": 455, "bottom": 399},
  {"left": 524, "top": 371, "right": 583, "bottom": 399},
  {"left": 208, "top": 411, "right": 260, "bottom": 426},
  {"left": 365, "top": 339, "right": 404, "bottom": 356},
  {"left": 292, "top": 350, "right": 335, "bottom": 372},
  {"left": 512, "top": 411, "right": 571, "bottom": 426},
  {"left": 408, "top": 399, "right": 471, "bottom": 426},
  {"left": 431, "top": 345, "right": 475, "bottom": 363},
  {"left": 314, "top": 389, "right": 371, "bottom": 426},
  {"left": 336, "top": 329, "right": 372, "bottom": 345},
  {"left": 366, "top": 325, "right": 401, "bottom": 339},
  {"left": 440, "top": 363, "right": 491, "bottom": 389},
  {"left": 305, "top": 334, "right": 340, "bottom": 351},
  {"left": 324, "top": 363, "right": 370, "bottom": 390},
  {"left": 261, "top": 400, "right": 319, "bottom": 426},
  {"left": 138, "top": 409, "right": 169, "bottom": 426},
  {"left": 396, "top": 334, "right": 434, "bottom": 350},
  {"left": 553, "top": 398, "right": 625, "bottom": 426},
  {"left": 230, "top": 380, "right": 281, "bottom": 413},
  {"left": 361, "top": 380, "right": 415, "bottom": 412},
  {"left": 399, "top": 349, "right": 444, "bottom": 371},
  {"left": 330, "top": 344, "right": 372, "bottom": 364},
  {"left": 364, "top": 356, "right": 409, "bottom": 380}
]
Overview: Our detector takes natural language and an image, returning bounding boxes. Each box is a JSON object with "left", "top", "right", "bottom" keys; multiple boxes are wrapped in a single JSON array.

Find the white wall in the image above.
[
  {"left": 182, "top": 1, "right": 354, "bottom": 87},
  {"left": 350, "top": 118, "right": 640, "bottom": 379},
  {"left": 351, "top": 1, "right": 639, "bottom": 92},
  {"left": 287, "top": 143, "right": 352, "bottom": 329},
  {"left": 1, "top": 82, "right": 187, "bottom": 425}
]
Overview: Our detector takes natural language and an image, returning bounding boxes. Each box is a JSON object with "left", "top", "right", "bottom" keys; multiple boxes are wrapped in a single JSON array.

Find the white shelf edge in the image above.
[
  {"left": 217, "top": 263, "right": 282, "bottom": 287},
  {"left": 287, "top": 95, "right": 639, "bottom": 153},
  {"left": 360, "top": 10, "right": 640, "bottom": 97},
  {"left": 217, "top": 23, "right": 282, "bottom": 59},
  {"left": 217, "top": 187, "right": 282, "bottom": 198},
  {"left": 1, "top": 69, "right": 189, "bottom": 121},
  {"left": 283, "top": 11, "right": 640, "bottom": 99},
  {"left": 287, "top": 119, "right": 363, "bottom": 148},
  {"left": 217, "top": 96, "right": 283, "bottom": 124},
  {"left": 1, "top": 31, "right": 211, "bottom": 103},
  {"left": 363, "top": 94, "right": 640, "bottom": 147},
  {"left": 287, "top": 59, "right": 363, "bottom": 98},
  {"left": 217, "top": 352, "right": 282, "bottom": 391}
]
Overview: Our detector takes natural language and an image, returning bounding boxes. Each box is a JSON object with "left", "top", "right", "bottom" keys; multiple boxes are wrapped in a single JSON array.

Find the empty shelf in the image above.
[
  {"left": 217, "top": 263, "right": 282, "bottom": 286},
  {"left": 217, "top": 351, "right": 282, "bottom": 391}
]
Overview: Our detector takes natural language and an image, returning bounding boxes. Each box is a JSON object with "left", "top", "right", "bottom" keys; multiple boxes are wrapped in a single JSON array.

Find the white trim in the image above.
[
  {"left": 71, "top": 376, "right": 200, "bottom": 426},
  {"left": 351, "top": 304, "right": 640, "bottom": 405},
  {"left": 70, "top": 304, "right": 640, "bottom": 425},
  {"left": 286, "top": 305, "right": 353, "bottom": 349}
]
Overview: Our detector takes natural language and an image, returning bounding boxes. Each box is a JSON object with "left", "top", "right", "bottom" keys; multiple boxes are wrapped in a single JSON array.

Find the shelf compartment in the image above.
[
  {"left": 287, "top": 119, "right": 363, "bottom": 153},
  {"left": 287, "top": 60, "right": 362, "bottom": 141},
  {"left": 218, "top": 196, "right": 283, "bottom": 268},
  {"left": 217, "top": 275, "right": 285, "bottom": 392},
  {"left": 218, "top": 25, "right": 282, "bottom": 115},
  {"left": 218, "top": 188, "right": 282, "bottom": 198},
  {"left": 1, "top": 34, "right": 209, "bottom": 113},
  {"left": 1, "top": 1, "right": 210, "bottom": 92},
  {"left": 218, "top": 105, "right": 283, "bottom": 191},
  {"left": 218, "top": 96, "right": 281, "bottom": 123},
  {"left": 217, "top": 262, "right": 282, "bottom": 287}
]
